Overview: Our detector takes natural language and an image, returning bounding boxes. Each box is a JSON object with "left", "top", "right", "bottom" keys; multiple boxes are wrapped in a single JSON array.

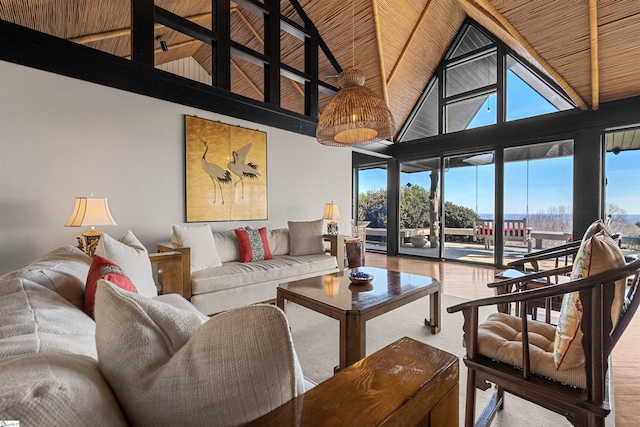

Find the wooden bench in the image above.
[
  {"left": 247, "top": 336, "right": 459, "bottom": 426},
  {"left": 476, "top": 218, "right": 531, "bottom": 249}
]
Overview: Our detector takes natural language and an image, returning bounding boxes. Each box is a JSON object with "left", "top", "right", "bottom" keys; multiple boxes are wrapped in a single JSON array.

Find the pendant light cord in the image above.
[{"left": 352, "top": 0, "right": 355, "bottom": 69}]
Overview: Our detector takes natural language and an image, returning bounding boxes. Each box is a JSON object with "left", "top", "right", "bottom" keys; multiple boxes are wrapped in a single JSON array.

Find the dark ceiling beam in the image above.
[
  {"left": 264, "top": 0, "right": 281, "bottom": 106},
  {"left": 213, "top": 0, "right": 232, "bottom": 90},
  {"left": 288, "top": 0, "right": 342, "bottom": 74},
  {"left": 131, "top": 0, "right": 154, "bottom": 66},
  {"left": 154, "top": 6, "right": 216, "bottom": 45}
]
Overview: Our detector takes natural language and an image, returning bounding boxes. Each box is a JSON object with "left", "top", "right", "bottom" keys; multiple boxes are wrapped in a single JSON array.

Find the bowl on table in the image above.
[{"left": 349, "top": 271, "right": 373, "bottom": 285}]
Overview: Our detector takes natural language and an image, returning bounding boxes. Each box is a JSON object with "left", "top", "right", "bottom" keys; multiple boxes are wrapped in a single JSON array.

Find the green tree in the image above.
[
  {"left": 444, "top": 201, "right": 478, "bottom": 228},
  {"left": 358, "top": 189, "right": 387, "bottom": 228},
  {"left": 400, "top": 184, "right": 430, "bottom": 228}
]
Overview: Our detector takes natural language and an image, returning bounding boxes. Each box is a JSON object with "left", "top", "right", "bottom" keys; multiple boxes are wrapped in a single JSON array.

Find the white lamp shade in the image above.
[
  {"left": 322, "top": 203, "right": 341, "bottom": 220},
  {"left": 65, "top": 197, "right": 117, "bottom": 227}
]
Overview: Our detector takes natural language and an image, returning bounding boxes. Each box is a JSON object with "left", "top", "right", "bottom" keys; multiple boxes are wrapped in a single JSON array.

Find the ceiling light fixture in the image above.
[{"left": 316, "top": 1, "right": 395, "bottom": 147}]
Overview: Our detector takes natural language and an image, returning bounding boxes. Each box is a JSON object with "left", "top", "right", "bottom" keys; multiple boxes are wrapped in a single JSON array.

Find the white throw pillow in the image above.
[
  {"left": 172, "top": 224, "right": 222, "bottom": 271},
  {"left": 94, "top": 230, "right": 157, "bottom": 298},
  {"left": 288, "top": 219, "right": 324, "bottom": 256},
  {"left": 94, "top": 281, "right": 305, "bottom": 427}
]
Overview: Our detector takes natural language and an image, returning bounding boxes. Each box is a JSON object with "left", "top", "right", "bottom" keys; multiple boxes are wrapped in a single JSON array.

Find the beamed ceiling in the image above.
[{"left": 2, "top": 0, "right": 640, "bottom": 140}]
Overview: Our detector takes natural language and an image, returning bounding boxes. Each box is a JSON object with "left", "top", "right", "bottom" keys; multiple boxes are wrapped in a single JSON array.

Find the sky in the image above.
[{"left": 359, "top": 71, "right": 640, "bottom": 216}]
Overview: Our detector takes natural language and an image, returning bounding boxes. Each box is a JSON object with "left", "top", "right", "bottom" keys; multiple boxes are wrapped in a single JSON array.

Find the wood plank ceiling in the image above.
[{"left": 2, "top": 0, "right": 640, "bottom": 139}]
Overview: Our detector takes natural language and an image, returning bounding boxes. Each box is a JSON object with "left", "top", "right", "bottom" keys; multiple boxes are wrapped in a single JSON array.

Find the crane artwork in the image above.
[
  {"left": 185, "top": 116, "right": 267, "bottom": 222},
  {"left": 201, "top": 139, "right": 232, "bottom": 204},
  {"left": 228, "top": 142, "right": 260, "bottom": 199}
]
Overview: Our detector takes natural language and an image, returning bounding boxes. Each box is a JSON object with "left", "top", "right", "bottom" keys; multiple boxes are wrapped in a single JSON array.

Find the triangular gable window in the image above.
[{"left": 398, "top": 20, "right": 575, "bottom": 143}]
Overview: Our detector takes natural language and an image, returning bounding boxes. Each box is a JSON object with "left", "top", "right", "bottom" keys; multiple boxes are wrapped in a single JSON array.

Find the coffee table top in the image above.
[{"left": 278, "top": 266, "right": 439, "bottom": 312}]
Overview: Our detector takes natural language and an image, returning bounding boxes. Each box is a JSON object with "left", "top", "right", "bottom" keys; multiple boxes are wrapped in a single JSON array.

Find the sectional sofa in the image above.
[{"left": 0, "top": 239, "right": 312, "bottom": 425}]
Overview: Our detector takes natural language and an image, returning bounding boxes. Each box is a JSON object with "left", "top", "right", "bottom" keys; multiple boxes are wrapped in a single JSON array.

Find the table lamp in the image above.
[
  {"left": 322, "top": 201, "right": 341, "bottom": 234},
  {"left": 65, "top": 196, "right": 117, "bottom": 255}
]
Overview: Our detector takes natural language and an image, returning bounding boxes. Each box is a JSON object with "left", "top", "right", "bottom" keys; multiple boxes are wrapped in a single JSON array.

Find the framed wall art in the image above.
[{"left": 184, "top": 115, "right": 267, "bottom": 222}]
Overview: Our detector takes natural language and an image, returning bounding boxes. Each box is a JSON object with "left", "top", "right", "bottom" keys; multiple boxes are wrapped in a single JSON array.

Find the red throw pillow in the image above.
[
  {"left": 85, "top": 255, "right": 138, "bottom": 319},
  {"left": 234, "top": 227, "right": 273, "bottom": 262}
]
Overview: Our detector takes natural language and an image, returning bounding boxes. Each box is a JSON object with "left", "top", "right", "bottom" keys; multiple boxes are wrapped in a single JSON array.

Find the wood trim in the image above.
[
  {"left": 371, "top": 0, "right": 389, "bottom": 105},
  {"left": 231, "top": 58, "right": 263, "bottom": 98},
  {"left": 386, "top": 0, "right": 433, "bottom": 85},
  {"left": 233, "top": 9, "right": 264, "bottom": 45},
  {"left": 469, "top": 0, "right": 589, "bottom": 110},
  {"left": 589, "top": 0, "right": 600, "bottom": 110},
  {"left": 69, "top": 13, "right": 213, "bottom": 44}
]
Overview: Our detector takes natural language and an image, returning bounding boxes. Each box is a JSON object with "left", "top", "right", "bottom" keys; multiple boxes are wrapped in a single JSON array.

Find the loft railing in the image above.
[{"left": 131, "top": 0, "right": 340, "bottom": 118}]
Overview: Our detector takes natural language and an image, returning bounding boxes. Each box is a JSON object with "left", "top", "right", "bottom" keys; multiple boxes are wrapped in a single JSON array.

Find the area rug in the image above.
[{"left": 285, "top": 293, "right": 613, "bottom": 426}]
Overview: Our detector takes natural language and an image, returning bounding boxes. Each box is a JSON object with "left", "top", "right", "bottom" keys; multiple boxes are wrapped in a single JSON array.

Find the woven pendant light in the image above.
[{"left": 316, "top": 68, "right": 396, "bottom": 147}]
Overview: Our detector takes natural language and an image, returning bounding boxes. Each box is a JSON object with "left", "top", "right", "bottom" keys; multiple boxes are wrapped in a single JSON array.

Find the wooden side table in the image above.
[
  {"left": 247, "top": 337, "right": 459, "bottom": 426},
  {"left": 323, "top": 234, "right": 345, "bottom": 270}
]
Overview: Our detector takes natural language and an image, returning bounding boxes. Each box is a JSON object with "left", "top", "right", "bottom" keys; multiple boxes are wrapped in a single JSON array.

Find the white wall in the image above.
[{"left": 0, "top": 61, "right": 353, "bottom": 273}]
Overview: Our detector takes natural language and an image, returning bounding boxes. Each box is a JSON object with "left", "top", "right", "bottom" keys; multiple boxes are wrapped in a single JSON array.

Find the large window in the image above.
[
  {"left": 398, "top": 21, "right": 576, "bottom": 143},
  {"left": 604, "top": 129, "right": 640, "bottom": 251}
]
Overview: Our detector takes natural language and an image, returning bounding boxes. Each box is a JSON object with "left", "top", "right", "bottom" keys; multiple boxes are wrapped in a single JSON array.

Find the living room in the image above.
[{"left": 2, "top": 1, "right": 640, "bottom": 426}]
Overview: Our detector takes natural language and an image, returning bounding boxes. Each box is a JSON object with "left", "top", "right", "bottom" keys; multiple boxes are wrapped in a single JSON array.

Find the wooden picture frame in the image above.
[{"left": 184, "top": 115, "right": 267, "bottom": 222}]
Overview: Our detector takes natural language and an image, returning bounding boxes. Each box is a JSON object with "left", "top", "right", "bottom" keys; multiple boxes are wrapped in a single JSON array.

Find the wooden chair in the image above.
[
  {"left": 448, "top": 258, "right": 640, "bottom": 427},
  {"left": 492, "top": 242, "right": 580, "bottom": 321},
  {"left": 508, "top": 240, "right": 581, "bottom": 272}
]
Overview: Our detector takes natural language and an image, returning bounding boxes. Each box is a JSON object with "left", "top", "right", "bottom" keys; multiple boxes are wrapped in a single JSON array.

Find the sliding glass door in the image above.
[
  {"left": 503, "top": 140, "right": 574, "bottom": 265},
  {"left": 443, "top": 152, "right": 495, "bottom": 264},
  {"left": 358, "top": 166, "right": 388, "bottom": 253},
  {"left": 398, "top": 158, "right": 441, "bottom": 258}
]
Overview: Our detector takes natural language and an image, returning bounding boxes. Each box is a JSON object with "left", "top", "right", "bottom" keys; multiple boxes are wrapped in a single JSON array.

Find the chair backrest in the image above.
[
  {"left": 608, "top": 260, "right": 640, "bottom": 349},
  {"left": 508, "top": 240, "right": 581, "bottom": 272},
  {"left": 579, "top": 259, "right": 640, "bottom": 403}
]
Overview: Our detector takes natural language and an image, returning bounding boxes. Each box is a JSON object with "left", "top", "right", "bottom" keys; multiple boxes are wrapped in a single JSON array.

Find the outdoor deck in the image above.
[
  {"left": 366, "top": 240, "right": 532, "bottom": 265},
  {"left": 363, "top": 226, "right": 573, "bottom": 265}
]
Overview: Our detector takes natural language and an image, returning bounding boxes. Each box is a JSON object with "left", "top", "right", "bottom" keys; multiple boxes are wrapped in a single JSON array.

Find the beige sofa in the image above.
[
  {"left": 0, "top": 244, "right": 311, "bottom": 425},
  {"left": 158, "top": 221, "right": 340, "bottom": 315}
]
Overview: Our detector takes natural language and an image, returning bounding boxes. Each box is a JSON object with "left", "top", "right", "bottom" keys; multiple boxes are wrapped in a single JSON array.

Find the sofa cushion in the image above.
[
  {"left": 0, "top": 274, "right": 97, "bottom": 360},
  {"left": 85, "top": 255, "right": 138, "bottom": 319},
  {"left": 554, "top": 230, "right": 626, "bottom": 370},
  {"left": 191, "top": 254, "right": 338, "bottom": 295},
  {"left": 94, "top": 281, "right": 304, "bottom": 427},
  {"left": 268, "top": 228, "right": 290, "bottom": 256},
  {"left": 288, "top": 219, "right": 324, "bottom": 256},
  {"left": 235, "top": 227, "right": 272, "bottom": 262},
  {"left": 18, "top": 245, "right": 90, "bottom": 310},
  {"left": 212, "top": 230, "right": 242, "bottom": 263},
  {"left": 0, "top": 353, "right": 127, "bottom": 426},
  {"left": 172, "top": 224, "right": 222, "bottom": 271},
  {"left": 95, "top": 230, "right": 157, "bottom": 298}
]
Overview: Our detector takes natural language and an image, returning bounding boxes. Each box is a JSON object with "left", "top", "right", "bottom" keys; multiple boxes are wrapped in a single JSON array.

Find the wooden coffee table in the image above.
[{"left": 277, "top": 266, "right": 441, "bottom": 371}]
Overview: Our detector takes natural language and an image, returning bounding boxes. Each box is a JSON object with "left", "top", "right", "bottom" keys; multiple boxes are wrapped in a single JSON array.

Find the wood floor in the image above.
[{"left": 364, "top": 252, "right": 639, "bottom": 427}]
